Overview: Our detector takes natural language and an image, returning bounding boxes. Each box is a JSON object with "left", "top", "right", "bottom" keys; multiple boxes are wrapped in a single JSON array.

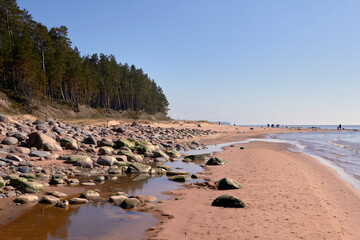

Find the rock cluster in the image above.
[{"left": 0, "top": 113, "right": 217, "bottom": 207}]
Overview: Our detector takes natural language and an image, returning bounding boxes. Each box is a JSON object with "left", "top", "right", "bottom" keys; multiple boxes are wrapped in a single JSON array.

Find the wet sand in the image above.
[{"left": 147, "top": 133, "right": 360, "bottom": 239}]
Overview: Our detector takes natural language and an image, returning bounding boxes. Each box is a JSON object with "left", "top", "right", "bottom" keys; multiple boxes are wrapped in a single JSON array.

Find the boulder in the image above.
[
  {"left": 165, "top": 150, "right": 181, "bottom": 158},
  {"left": 114, "top": 139, "right": 136, "bottom": 150},
  {"left": 119, "top": 198, "right": 141, "bottom": 209},
  {"left": 9, "top": 176, "right": 28, "bottom": 188},
  {"left": 84, "top": 135, "right": 97, "bottom": 145},
  {"left": 39, "top": 195, "right": 60, "bottom": 204},
  {"left": 149, "top": 167, "right": 167, "bottom": 175},
  {"left": 125, "top": 163, "right": 151, "bottom": 174},
  {"left": 43, "top": 142, "right": 62, "bottom": 151},
  {"left": 29, "top": 150, "right": 51, "bottom": 158},
  {"left": 152, "top": 150, "right": 169, "bottom": 160},
  {"left": 97, "top": 156, "right": 116, "bottom": 166},
  {"left": 98, "top": 146, "right": 114, "bottom": 155},
  {"left": 205, "top": 157, "right": 227, "bottom": 165},
  {"left": 9, "top": 132, "right": 27, "bottom": 141},
  {"left": 60, "top": 137, "right": 78, "bottom": 150},
  {"left": 98, "top": 140, "right": 115, "bottom": 148},
  {"left": 2, "top": 137, "right": 18, "bottom": 145},
  {"left": 0, "top": 113, "right": 8, "bottom": 122},
  {"left": 80, "top": 190, "right": 100, "bottom": 200},
  {"left": 184, "top": 154, "right": 206, "bottom": 161},
  {"left": 117, "top": 149, "right": 136, "bottom": 161},
  {"left": 69, "top": 198, "right": 89, "bottom": 204},
  {"left": 217, "top": 178, "right": 243, "bottom": 190},
  {"left": 168, "top": 174, "right": 191, "bottom": 182},
  {"left": 19, "top": 181, "right": 44, "bottom": 193},
  {"left": 19, "top": 173, "right": 36, "bottom": 181},
  {"left": 14, "top": 194, "right": 39, "bottom": 204},
  {"left": 135, "top": 142, "right": 157, "bottom": 154},
  {"left": 64, "top": 155, "right": 93, "bottom": 168},
  {"left": 17, "top": 166, "right": 31, "bottom": 174},
  {"left": 55, "top": 200, "right": 69, "bottom": 208},
  {"left": 28, "top": 132, "right": 57, "bottom": 150},
  {"left": 211, "top": 194, "right": 246, "bottom": 208},
  {"left": 109, "top": 195, "right": 127, "bottom": 205}
]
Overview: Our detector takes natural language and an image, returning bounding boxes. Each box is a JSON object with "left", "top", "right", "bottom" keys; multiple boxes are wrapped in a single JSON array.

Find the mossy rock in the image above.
[
  {"left": 211, "top": 194, "right": 245, "bottom": 208},
  {"left": 9, "top": 176, "right": 28, "bottom": 188},
  {"left": 117, "top": 149, "right": 136, "bottom": 161},
  {"left": 166, "top": 171, "right": 190, "bottom": 177},
  {"left": 168, "top": 174, "right": 190, "bottom": 182},
  {"left": 115, "top": 139, "right": 136, "bottom": 150},
  {"left": 19, "top": 173, "right": 37, "bottom": 181},
  {"left": 120, "top": 198, "right": 141, "bottom": 209},
  {"left": 127, "top": 138, "right": 141, "bottom": 146},
  {"left": 136, "top": 142, "right": 157, "bottom": 154},
  {"left": 20, "top": 181, "right": 45, "bottom": 193},
  {"left": 98, "top": 140, "right": 115, "bottom": 147},
  {"left": 152, "top": 150, "right": 169, "bottom": 159},
  {"left": 125, "top": 163, "right": 151, "bottom": 174},
  {"left": 185, "top": 154, "right": 206, "bottom": 161},
  {"left": 218, "top": 178, "right": 242, "bottom": 190},
  {"left": 205, "top": 157, "right": 227, "bottom": 165},
  {"left": 165, "top": 150, "right": 181, "bottom": 158}
]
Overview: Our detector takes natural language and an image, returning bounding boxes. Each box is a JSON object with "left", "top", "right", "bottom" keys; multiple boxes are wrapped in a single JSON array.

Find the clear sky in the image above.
[{"left": 17, "top": 0, "right": 360, "bottom": 125}]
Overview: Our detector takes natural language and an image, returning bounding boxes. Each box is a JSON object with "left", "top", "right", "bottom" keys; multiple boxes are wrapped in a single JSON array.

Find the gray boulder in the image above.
[
  {"left": 1, "top": 137, "right": 18, "bottom": 145},
  {"left": 97, "top": 156, "right": 116, "bottom": 166}
]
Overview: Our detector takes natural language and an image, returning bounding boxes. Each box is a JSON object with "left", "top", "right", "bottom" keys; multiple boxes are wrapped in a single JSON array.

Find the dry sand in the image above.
[{"left": 147, "top": 125, "right": 360, "bottom": 240}]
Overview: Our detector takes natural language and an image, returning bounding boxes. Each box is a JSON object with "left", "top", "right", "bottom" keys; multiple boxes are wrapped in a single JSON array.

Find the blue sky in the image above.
[{"left": 18, "top": 0, "right": 360, "bottom": 125}]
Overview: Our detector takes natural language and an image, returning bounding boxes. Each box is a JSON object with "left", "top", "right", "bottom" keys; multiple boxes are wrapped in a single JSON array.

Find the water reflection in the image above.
[{"left": 0, "top": 142, "right": 239, "bottom": 240}]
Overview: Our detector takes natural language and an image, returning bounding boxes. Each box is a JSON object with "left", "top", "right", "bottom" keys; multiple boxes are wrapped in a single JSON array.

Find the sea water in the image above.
[{"left": 270, "top": 130, "right": 360, "bottom": 191}]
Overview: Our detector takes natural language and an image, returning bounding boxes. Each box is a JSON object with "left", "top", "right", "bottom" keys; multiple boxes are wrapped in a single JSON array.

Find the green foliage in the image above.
[{"left": 0, "top": 0, "right": 169, "bottom": 114}]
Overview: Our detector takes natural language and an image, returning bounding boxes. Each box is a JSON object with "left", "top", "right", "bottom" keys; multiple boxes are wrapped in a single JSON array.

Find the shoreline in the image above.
[{"left": 146, "top": 132, "right": 360, "bottom": 240}]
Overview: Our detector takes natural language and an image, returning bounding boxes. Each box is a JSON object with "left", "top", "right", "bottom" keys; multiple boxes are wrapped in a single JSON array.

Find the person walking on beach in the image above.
[{"left": 338, "top": 124, "right": 342, "bottom": 130}]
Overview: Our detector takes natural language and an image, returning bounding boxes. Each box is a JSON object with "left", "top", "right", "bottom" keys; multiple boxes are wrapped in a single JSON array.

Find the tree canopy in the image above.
[{"left": 0, "top": 0, "right": 169, "bottom": 114}]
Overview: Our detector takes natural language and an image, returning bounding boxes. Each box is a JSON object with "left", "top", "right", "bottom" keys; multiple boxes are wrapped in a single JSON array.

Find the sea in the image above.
[{"left": 264, "top": 125, "right": 360, "bottom": 191}]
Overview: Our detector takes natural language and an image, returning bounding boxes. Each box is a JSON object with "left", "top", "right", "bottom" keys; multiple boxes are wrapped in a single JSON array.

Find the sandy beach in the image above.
[
  {"left": 1, "top": 118, "right": 359, "bottom": 240},
  {"left": 147, "top": 125, "right": 360, "bottom": 240}
]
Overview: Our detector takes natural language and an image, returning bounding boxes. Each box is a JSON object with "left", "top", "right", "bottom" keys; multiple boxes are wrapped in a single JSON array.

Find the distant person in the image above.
[
  {"left": 219, "top": 121, "right": 221, "bottom": 125},
  {"left": 339, "top": 124, "right": 342, "bottom": 130}
]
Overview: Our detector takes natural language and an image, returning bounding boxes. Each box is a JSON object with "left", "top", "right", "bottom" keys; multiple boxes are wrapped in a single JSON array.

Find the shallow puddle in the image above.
[{"left": 0, "top": 141, "right": 242, "bottom": 240}]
